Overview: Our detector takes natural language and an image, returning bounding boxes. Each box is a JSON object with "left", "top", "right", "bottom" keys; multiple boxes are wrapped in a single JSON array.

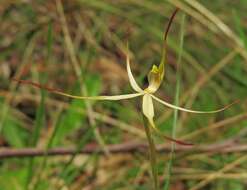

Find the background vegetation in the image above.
[{"left": 0, "top": 0, "right": 247, "bottom": 189}]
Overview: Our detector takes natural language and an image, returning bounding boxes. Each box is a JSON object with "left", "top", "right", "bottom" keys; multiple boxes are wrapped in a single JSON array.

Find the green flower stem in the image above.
[{"left": 143, "top": 115, "right": 159, "bottom": 190}]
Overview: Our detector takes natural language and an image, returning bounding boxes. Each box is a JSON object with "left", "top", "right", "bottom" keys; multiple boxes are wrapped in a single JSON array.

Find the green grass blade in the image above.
[
  {"left": 163, "top": 13, "right": 186, "bottom": 190},
  {"left": 32, "top": 22, "right": 54, "bottom": 190},
  {"left": 25, "top": 22, "right": 51, "bottom": 190},
  {"left": 25, "top": 80, "right": 46, "bottom": 189},
  {"left": 233, "top": 10, "right": 247, "bottom": 49}
]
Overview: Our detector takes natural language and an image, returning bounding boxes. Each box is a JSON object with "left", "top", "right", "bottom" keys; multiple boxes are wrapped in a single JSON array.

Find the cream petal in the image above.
[
  {"left": 151, "top": 94, "right": 235, "bottom": 113},
  {"left": 126, "top": 53, "right": 143, "bottom": 93},
  {"left": 56, "top": 91, "right": 143, "bottom": 100}
]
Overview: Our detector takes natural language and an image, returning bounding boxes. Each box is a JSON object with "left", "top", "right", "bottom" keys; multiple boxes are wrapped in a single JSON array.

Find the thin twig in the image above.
[{"left": 0, "top": 141, "right": 247, "bottom": 159}]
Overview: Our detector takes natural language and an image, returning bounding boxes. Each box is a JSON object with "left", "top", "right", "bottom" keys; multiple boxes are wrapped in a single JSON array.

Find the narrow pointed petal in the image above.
[
  {"left": 151, "top": 94, "right": 236, "bottom": 113},
  {"left": 142, "top": 94, "right": 155, "bottom": 125},
  {"left": 12, "top": 79, "right": 143, "bottom": 101},
  {"left": 126, "top": 54, "right": 143, "bottom": 92},
  {"left": 57, "top": 92, "right": 143, "bottom": 101}
]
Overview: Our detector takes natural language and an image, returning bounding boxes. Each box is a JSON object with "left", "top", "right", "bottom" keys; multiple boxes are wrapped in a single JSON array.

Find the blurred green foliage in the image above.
[{"left": 0, "top": 0, "right": 246, "bottom": 189}]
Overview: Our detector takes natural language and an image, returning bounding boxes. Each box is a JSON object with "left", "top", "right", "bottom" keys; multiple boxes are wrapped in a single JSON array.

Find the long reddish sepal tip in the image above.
[
  {"left": 12, "top": 78, "right": 60, "bottom": 93},
  {"left": 164, "top": 8, "right": 179, "bottom": 42},
  {"left": 162, "top": 135, "right": 193, "bottom": 146}
]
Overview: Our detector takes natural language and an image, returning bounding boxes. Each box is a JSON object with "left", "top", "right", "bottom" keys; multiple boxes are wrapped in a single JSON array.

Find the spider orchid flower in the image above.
[
  {"left": 12, "top": 9, "right": 235, "bottom": 146},
  {"left": 12, "top": 54, "right": 234, "bottom": 145}
]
